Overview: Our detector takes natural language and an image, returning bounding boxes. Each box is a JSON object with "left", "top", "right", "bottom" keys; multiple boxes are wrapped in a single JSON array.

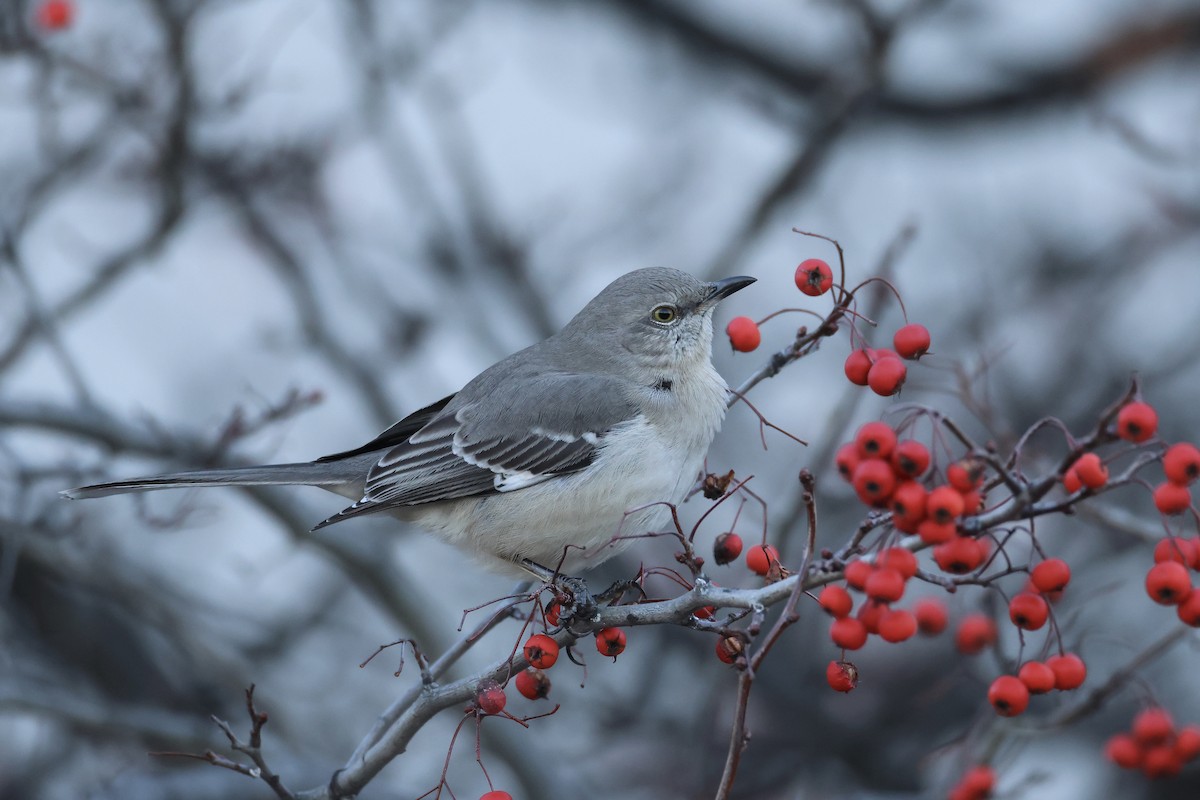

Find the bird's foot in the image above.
[{"left": 519, "top": 559, "right": 596, "bottom": 622}]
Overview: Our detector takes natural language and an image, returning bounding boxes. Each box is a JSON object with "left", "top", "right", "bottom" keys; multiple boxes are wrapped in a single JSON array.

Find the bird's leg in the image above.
[
  {"left": 519, "top": 558, "right": 596, "bottom": 622},
  {"left": 594, "top": 579, "right": 646, "bottom": 605}
]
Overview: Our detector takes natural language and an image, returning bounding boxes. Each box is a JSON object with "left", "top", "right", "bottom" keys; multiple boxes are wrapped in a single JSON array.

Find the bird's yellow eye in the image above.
[{"left": 651, "top": 304, "right": 678, "bottom": 324}]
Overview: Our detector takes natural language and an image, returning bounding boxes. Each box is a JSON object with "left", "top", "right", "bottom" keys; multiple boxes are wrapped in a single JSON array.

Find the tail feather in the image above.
[{"left": 62, "top": 462, "right": 356, "bottom": 500}]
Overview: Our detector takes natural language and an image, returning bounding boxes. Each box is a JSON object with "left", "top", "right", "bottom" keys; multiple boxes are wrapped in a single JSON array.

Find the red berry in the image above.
[
  {"left": 1175, "top": 724, "right": 1200, "bottom": 760},
  {"left": 1008, "top": 592, "right": 1050, "bottom": 630},
  {"left": 835, "top": 443, "right": 861, "bottom": 482},
  {"left": 1153, "top": 537, "right": 1196, "bottom": 566},
  {"left": 1153, "top": 481, "right": 1192, "bottom": 515},
  {"left": 830, "top": 616, "right": 868, "bottom": 650},
  {"left": 1142, "top": 744, "right": 1183, "bottom": 778},
  {"left": 715, "top": 636, "right": 743, "bottom": 664},
  {"left": 514, "top": 668, "right": 551, "bottom": 700},
  {"left": 1018, "top": 661, "right": 1057, "bottom": 694},
  {"left": 725, "top": 316, "right": 761, "bottom": 352},
  {"left": 857, "top": 599, "right": 887, "bottom": 635},
  {"left": 855, "top": 421, "right": 898, "bottom": 460},
  {"left": 1177, "top": 590, "right": 1200, "bottom": 626},
  {"left": 955, "top": 614, "right": 997, "bottom": 655},
  {"left": 853, "top": 459, "right": 896, "bottom": 507},
  {"left": 475, "top": 682, "right": 507, "bottom": 715},
  {"left": 1062, "top": 468, "right": 1083, "bottom": 494},
  {"left": 745, "top": 544, "right": 780, "bottom": 576},
  {"left": 1117, "top": 401, "right": 1158, "bottom": 443},
  {"left": 917, "top": 519, "right": 957, "bottom": 545},
  {"left": 36, "top": 0, "right": 73, "bottom": 30},
  {"left": 595, "top": 627, "right": 626, "bottom": 658},
  {"left": 890, "top": 481, "right": 928, "bottom": 527},
  {"left": 914, "top": 598, "right": 948, "bottom": 635},
  {"left": 713, "top": 532, "right": 744, "bottom": 565},
  {"left": 795, "top": 258, "right": 833, "bottom": 296},
  {"left": 927, "top": 485, "right": 965, "bottom": 524},
  {"left": 865, "top": 567, "right": 906, "bottom": 603},
  {"left": 893, "top": 323, "right": 931, "bottom": 359},
  {"left": 480, "top": 792, "right": 513, "bottom": 800},
  {"left": 693, "top": 605, "right": 715, "bottom": 620},
  {"left": 891, "top": 439, "right": 931, "bottom": 479},
  {"left": 933, "top": 536, "right": 987, "bottom": 574},
  {"left": 878, "top": 608, "right": 917, "bottom": 643},
  {"left": 1071, "top": 453, "right": 1109, "bottom": 490},
  {"left": 1030, "top": 558, "right": 1072, "bottom": 594},
  {"left": 1046, "top": 653, "right": 1087, "bottom": 690},
  {"left": 545, "top": 600, "right": 562, "bottom": 626},
  {"left": 1145, "top": 561, "right": 1192, "bottom": 605},
  {"left": 818, "top": 585, "right": 854, "bottom": 618},
  {"left": 523, "top": 634, "right": 560, "bottom": 669},
  {"left": 1133, "top": 707, "right": 1174, "bottom": 745},
  {"left": 826, "top": 659, "right": 858, "bottom": 692},
  {"left": 867, "top": 357, "right": 907, "bottom": 396},
  {"left": 959, "top": 488, "right": 984, "bottom": 516},
  {"left": 1105, "top": 733, "right": 1143, "bottom": 768},
  {"left": 1164, "top": 442, "right": 1200, "bottom": 485},
  {"left": 957, "top": 765, "right": 996, "bottom": 797},
  {"left": 878, "top": 547, "right": 918, "bottom": 580},
  {"left": 844, "top": 349, "right": 873, "bottom": 386},
  {"left": 844, "top": 559, "right": 873, "bottom": 590},
  {"left": 946, "top": 460, "right": 984, "bottom": 492},
  {"left": 988, "top": 675, "right": 1030, "bottom": 717}
]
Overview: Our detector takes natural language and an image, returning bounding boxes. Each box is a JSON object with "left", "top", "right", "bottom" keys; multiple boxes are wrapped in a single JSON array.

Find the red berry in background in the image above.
[
  {"left": 1070, "top": 453, "right": 1108, "bottom": 490},
  {"left": 1106, "top": 733, "right": 1144, "bottom": 769},
  {"left": 835, "top": 443, "right": 861, "bottom": 481},
  {"left": 1047, "top": 653, "right": 1087, "bottom": 690},
  {"left": 36, "top": 0, "right": 73, "bottom": 30},
  {"left": 693, "top": 605, "right": 715, "bottom": 620},
  {"left": 955, "top": 614, "right": 997, "bottom": 655},
  {"left": 1117, "top": 401, "right": 1158, "bottom": 443},
  {"left": 857, "top": 600, "right": 887, "bottom": 635},
  {"left": 917, "top": 519, "right": 957, "bottom": 545},
  {"left": 878, "top": 608, "right": 917, "bottom": 643},
  {"left": 1142, "top": 744, "right": 1183, "bottom": 778},
  {"left": 1132, "top": 707, "right": 1174, "bottom": 745},
  {"left": 852, "top": 459, "right": 896, "bottom": 507},
  {"left": 867, "top": 356, "right": 907, "bottom": 396},
  {"left": 725, "top": 316, "right": 761, "bottom": 352},
  {"left": 480, "top": 792, "right": 513, "bottom": 800},
  {"left": 844, "top": 559, "right": 872, "bottom": 590},
  {"left": 475, "top": 682, "right": 507, "bottom": 715},
  {"left": 715, "top": 636, "right": 743, "bottom": 664},
  {"left": 1145, "top": 561, "right": 1191, "bottom": 605},
  {"left": 914, "top": 598, "right": 948, "bottom": 635},
  {"left": 1164, "top": 442, "right": 1200, "bottom": 485},
  {"left": 854, "top": 421, "right": 898, "bottom": 460},
  {"left": 890, "top": 481, "right": 928, "bottom": 526},
  {"left": 1153, "top": 536, "right": 1196, "bottom": 565},
  {"left": 595, "top": 627, "right": 626, "bottom": 657},
  {"left": 1175, "top": 724, "right": 1200, "bottom": 760},
  {"left": 830, "top": 616, "right": 868, "bottom": 650},
  {"left": 1153, "top": 481, "right": 1192, "bottom": 515},
  {"left": 545, "top": 599, "right": 562, "bottom": 626},
  {"left": 988, "top": 675, "right": 1030, "bottom": 717},
  {"left": 1030, "top": 558, "right": 1072, "bottom": 594},
  {"left": 745, "top": 544, "right": 779, "bottom": 576},
  {"left": 1176, "top": 590, "right": 1200, "bottom": 626},
  {"left": 878, "top": 547, "right": 918, "bottom": 580},
  {"left": 891, "top": 439, "right": 931, "bottom": 479},
  {"left": 1018, "top": 661, "right": 1057, "bottom": 694},
  {"left": 514, "top": 667, "right": 551, "bottom": 700},
  {"left": 844, "top": 349, "right": 873, "bottom": 386},
  {"left": 1062, "top": 467, "right": 1083, "bottom": 494},
  {"left": 818, "top": 585, "right": 854, "bottom": 618},
  {"left": 826, "top": 659, "right": 858, "bottom": 692},
  {"left": 933, "top": 536, "right": 987, "bottom": 574},
  {"left": 892, "top": 323, "right": 931, "bottom": 359},
  {"left": 795, "top": 258, "right": 834, "bottom": 296},
  {"left": 1008, "top": 592, "right": 1050, "bottom": 630},
  {"left": 956, "top": 765, "right": 996, "bottom": 798},
  {"left": 523, "top": 634, "right": 559, "bottom": 669},
  {"left": 865, "top": 567, "right": 906, "bottom": 603},
  {"left": 713, "top": 531, "right": 744, "bottom": 565},
  {"left": 927, "top": 485, "right": 965, "bottom": 524}
]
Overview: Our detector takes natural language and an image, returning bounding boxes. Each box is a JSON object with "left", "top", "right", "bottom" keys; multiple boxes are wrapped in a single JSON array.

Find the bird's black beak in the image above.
[{"left": 705, "top": 275, "right": 757, "bottom": 303}]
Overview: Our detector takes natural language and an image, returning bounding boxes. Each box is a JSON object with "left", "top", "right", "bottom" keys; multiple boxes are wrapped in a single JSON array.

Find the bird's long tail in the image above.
[{"left": 62, "top": 461, "right": 357, "bottom": 500}]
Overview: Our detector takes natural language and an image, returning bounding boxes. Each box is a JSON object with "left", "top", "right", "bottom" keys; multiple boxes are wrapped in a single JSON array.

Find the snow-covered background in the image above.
[{"left": 2, "top": 1, "right": 1199, "bottom": 798}]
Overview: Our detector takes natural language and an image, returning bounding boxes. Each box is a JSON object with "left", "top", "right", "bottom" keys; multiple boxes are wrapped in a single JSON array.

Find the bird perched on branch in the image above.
[{"left": 64, "top": 268, "right": 755, "bottom": 576}]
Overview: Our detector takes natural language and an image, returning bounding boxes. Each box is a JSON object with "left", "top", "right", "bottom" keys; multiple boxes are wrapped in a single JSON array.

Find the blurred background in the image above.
[{"left": 2, "top": 1, "right": 1199, "bottom": 798}]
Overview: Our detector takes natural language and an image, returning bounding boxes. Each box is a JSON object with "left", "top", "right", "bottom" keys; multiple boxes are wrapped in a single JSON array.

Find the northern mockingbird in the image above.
[{"left": 64, "top": 268, "right": 755, "bottom": 576}]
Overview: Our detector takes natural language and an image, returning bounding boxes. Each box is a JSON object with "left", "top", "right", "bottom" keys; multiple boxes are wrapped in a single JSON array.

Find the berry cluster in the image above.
[
  {"left": 843, "top": 322, "right": 930, "bottom": 396},
  {"left": 1105, "top": 707, "right": 1200, "bottom": 779},
  {"left": 711, "top": 531, "right": 782, "bottom": 579}
]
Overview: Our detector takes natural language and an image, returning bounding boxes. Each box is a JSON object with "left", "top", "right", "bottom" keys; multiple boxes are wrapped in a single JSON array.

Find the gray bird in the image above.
[{"left": 64, "top": 268, "right": 755, "bottom": 576}]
